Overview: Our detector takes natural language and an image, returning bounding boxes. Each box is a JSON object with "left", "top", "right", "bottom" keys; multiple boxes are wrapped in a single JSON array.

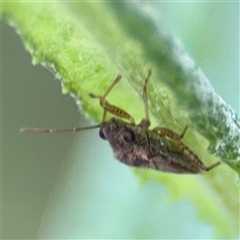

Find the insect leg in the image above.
[
  {"left": 89, "top": 75, "right": 135, "bottom": 124},
  {"left": 179, "top": 126, "right": 188, "bottom": 139},
  {"left": 178, "top": 140, "right": 221, "bottom": 172},
  {"left": 153, "top": 127, "right": 183, "bottom": 140},
  {"left": 102, "top": 74, "right": 123, "bottom": 99},
  {"left": 205, "top": 161, "right": 221, "bottom": 171},
  {"left": 153, "top": 126, "right": 221, "bottom": 172},
  {"left": 139, "top": 69, "right": 152, "bottom": 128},
  {"left": 153, "top": 126, "right": 189, "bottom": 141}
]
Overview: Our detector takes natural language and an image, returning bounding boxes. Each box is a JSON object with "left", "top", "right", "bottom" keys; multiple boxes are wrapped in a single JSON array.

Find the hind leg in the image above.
[{"left": 153, "top": 125, "right": 188, "bottom": 141}]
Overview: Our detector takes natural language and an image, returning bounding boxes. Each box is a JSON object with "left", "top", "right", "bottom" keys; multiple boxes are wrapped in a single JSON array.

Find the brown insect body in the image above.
[
  {"left": 21, "top": 70, "right": 220, "bottom": 174},
  {"left": 100, "top": 118, "right": 203, "bottom": 173}
]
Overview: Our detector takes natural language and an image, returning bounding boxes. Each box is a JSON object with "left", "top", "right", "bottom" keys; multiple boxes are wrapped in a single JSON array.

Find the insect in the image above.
[{"left": 21, "top": 70, "right": 221, "bottom": 174}]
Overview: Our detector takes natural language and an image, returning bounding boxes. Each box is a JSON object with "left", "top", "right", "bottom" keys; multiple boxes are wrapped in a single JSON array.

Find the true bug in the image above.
[{"left": 21, "top": 70, "right": 220, "bottom": 174}]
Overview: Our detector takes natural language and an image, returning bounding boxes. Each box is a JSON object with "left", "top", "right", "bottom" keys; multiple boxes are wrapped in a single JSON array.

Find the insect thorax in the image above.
[{"left": 99, "top": 118, "right": 168, "bottom": 168}]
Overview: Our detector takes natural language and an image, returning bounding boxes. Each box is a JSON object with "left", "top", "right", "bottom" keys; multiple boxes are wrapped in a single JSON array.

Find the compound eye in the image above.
[
  {"left": 99, "top": 128, "right": 107, "bottom": 140},
  {"left": 122, "top": 130, "right": 135, "bottom": 142}
]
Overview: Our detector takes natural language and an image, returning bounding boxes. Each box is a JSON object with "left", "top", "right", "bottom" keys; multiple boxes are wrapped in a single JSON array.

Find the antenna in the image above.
[{"left": 20, "top": 125, "right": 100, "bottom": 133}]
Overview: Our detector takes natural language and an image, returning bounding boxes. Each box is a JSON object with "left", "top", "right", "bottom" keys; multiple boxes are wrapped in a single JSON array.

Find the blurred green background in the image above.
[{"left": 2, "top": 2, "right": 239, "bottom": 239}]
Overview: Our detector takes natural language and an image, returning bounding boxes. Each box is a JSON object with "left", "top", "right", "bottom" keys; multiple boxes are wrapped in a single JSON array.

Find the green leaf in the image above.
[{"left": 2, "top": 1, "right": 239, "bottom": 238}]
